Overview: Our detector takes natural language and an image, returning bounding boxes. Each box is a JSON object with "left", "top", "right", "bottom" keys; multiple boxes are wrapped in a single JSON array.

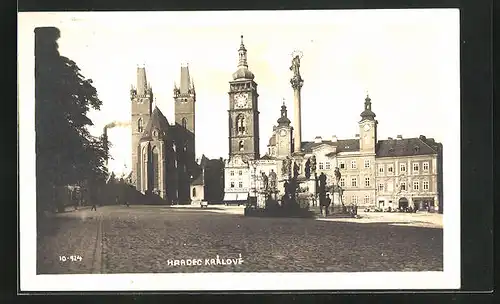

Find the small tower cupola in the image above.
[
  {"left": 277, "top": 100, "right": 291, "bottom": 127},
  {"left": 360, "top": 94, "right": 376, "bottom": 121},
  {"left": 232, "top": 35, "right": 255, "bottom": 80}
]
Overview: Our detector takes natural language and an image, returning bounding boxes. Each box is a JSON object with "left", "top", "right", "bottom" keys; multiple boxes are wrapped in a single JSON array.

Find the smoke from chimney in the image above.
[{"left": 102, "top": 121, "right": 131, "bottom": 168}]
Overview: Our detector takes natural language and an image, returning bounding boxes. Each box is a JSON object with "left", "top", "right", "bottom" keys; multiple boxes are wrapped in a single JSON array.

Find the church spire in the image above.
[
  {"left": 179, "top": 64, "right": 191, "bottom": 94},
  {"left": 360, "top": 93, "right": 376, "bottom": 121},
  {"left": 136, "top": 66, "right": 148, "bottom": 96},
  {"left": 238, "top": 35, "right": 248, "bottom": 68},
  {"left": 232, "top": 35, "right": 255, "bottom": 80},
  {"left": 277, "top": 99, "right": 291, "bottom": 126}
]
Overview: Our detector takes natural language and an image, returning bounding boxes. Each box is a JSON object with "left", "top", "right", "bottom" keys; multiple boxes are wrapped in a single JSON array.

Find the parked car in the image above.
[{"left": 200, "top": 201, "right": 209, "bottom": 208}]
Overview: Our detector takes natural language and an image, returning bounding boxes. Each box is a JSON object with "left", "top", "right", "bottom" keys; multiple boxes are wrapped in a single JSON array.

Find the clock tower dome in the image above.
[
  {"left": 227, "top": 35, "right": 260, "bottom": 161},
  {"left": 359, "top": 94, "right": 378, "bottom": 153}
]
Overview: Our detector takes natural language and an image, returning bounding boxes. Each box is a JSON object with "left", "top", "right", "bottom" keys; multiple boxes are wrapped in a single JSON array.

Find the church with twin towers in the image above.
[{"left": 130, "top": 34, "right": 443, "bottom": 212}]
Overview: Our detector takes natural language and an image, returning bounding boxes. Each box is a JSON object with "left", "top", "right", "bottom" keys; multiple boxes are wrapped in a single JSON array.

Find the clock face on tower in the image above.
[
  {"left": 234, "top": 93, "right": 249, "bottom": 109},
  {"left": 364, "top": 124, "right": 371, "bottom": 131},
  {"left": 279, "top": 129, "right": 287, "bottom": 137}
]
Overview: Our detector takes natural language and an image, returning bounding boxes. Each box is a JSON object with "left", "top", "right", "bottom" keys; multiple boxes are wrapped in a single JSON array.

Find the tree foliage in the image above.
[{"left": 35, "top": 27, "right": 109, "bottom": 212}]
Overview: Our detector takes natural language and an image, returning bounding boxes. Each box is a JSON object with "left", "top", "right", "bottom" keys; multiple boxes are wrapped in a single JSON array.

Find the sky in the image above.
[{"left": 19, "top": 10, "right": 460, "bottom": 176}]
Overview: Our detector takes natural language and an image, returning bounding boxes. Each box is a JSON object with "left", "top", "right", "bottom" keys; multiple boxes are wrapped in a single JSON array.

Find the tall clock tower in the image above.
[
  {"left": 228, "top": 35, "right": 260, "bottom": 160},
  {"left": 359, "top": 94, "right": 378, "bottom": 153}
]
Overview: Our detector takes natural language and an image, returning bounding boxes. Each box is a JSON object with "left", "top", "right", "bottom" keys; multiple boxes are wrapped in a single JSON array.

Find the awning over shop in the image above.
[
  {"left": 223, "top": 193, "right": 237, "bottom": 201},
  {"left": 236, "top": 192, "right": 249, "bottom": 201}
]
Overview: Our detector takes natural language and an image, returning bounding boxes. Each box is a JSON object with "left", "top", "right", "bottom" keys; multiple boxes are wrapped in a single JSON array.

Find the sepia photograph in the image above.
[{"left": 18, "top": 9, "right": 460, "bottom": 291}]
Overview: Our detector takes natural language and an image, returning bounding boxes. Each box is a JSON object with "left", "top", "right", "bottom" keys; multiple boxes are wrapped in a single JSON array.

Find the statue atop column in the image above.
[
  {"left": 290, "top": 51, "right": 304, "bottom": 89},
  {"left": 290, "top": 54, "right": 301, "bottom": 78}
]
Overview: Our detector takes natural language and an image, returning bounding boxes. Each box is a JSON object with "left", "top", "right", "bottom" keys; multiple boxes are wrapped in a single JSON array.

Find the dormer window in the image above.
[{"left": 414, "top": 145, "right": 420, "bottom": 153}]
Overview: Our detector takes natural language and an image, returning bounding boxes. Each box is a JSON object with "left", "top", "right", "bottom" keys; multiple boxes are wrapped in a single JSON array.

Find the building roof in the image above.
[
  {"left": 140, "top": 107, "right": 171, "bottom": 141},
  {"left": 260, "top": 154, "right": 276, "bottom": 160},
  {"left": 268, "top": 134, "right": 276, "bottom": 146},
  {"left": 301, "top": 135, "right": 440, "bottom": 157},
  {"left": 301, "top": 139, "right": 360, "bottom": 153},
  {"left": 376, "top": 136, "right": 439, "bottom": 158}
]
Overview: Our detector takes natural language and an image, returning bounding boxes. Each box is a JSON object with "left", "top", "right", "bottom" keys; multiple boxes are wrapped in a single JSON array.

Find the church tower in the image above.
[
  {"left": 131, "top": 66, "right": 153, "bottom": 188},
  {"left": 359, "top": 94, "right": 378, "bottom": 153},
  {"left": 228, "top": 35, "right": 260, "bottom": 161},
  {"left": 174, "top": 64, "right": 196, "bottom": 159},
  {"left": 275, "top": 101, "right": 293, "bottom": 158}
]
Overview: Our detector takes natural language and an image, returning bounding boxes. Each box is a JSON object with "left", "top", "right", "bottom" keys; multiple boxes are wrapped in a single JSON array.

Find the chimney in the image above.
[
  {"left": 314, "top": 136, "right": 322, "bottom": 143},
  {"left": 355, "top": 134, "right": 360, "bottom": 139},
  {"left": 396, "top": 135, "right": 403, "bottom": 140},
  {"left": 331, "top": 135, "right": 338, "bottom": 142},
  {"left": 419, "top": 135, "right": 427, "bottom": 140}
]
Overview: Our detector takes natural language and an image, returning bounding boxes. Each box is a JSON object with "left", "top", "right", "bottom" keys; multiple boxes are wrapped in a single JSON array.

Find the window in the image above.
[
  {"left": 364, "top": 195, "right": 370, "bottom": 204},
  {"left": 423, "top": 181, "right": 429, "bottom": 191},
  {"left": 364, "top": 177, "right": 370, "bottom": 187},
  {"left": 238, "top": 181, "right": 243, "bottom": 188},
  {"left": 351, "top": 160, "right": 357, "bottom": 169},
  {"left": 137, "top": 118, "right": 144, "bottom": 133},
  {"left": 351, "top": 177, "right": 357, "bottom": 187},
  {"left": 413, "top": 181, "right": 419, "bottom": 191},
  {"left": 351, "top": 196, "right": 358, "bottom": 205},
  {"left": 230, "top": 170, "right": 234, "bottom": 176},
  {"left": 339, "top": 161, "right": 345, "bottom": 169},
  {"left": 400, "top": 182, "right": 406, "bottom": 191},
  {"left": 192, "top": 188, "right": 196, "bottom": 197},
  {"left": 239, "top": 140, "right": 244, "bottom": 151},
  {"left": 387, "top": 164, "right": 394, "bottom": 174},
  {"left": 181, "top": 117, "right": 187, "bottom": 129},
  {"left": 413, "top": 163, "right": 419, "bottom": 173},
  {"left": 400, "top": 163, "right": 407, "bottom": 173},
  {"left": 378, "top": 165, "right": 385, "bottom": 175},
  {"left": 236, "top": 114, "right": 246, "bottom": 135},
  {"left": 364, "top": 160, "right": 370, "bottom": 168},
  {"left": 238, "top": 170, "right": 242, "bottom": 176},
  {"left": 423, "top": 162, "right": 429, "bottom": 172},
  {"left": 378, "top": 183, "right": 384, "bottom": 191},
  {"left": 325, "top": 162, "right": 331, "bottom": 170},
  {"left": 340, "top": 178, "right": 345, "bottom": 187},
  {"left": 319, "top": 162, "right": 324, "bottom": 170},
  {"left": 230, "top": 182, "right": 235, "bottom": 188}
]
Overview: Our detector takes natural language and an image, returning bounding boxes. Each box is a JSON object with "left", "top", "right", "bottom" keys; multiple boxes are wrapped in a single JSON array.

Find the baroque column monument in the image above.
[{"left": 290, "top": 52, "right": 304, "bottom": 154}]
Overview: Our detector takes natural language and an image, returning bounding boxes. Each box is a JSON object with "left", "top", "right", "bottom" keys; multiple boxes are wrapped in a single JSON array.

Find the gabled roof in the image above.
[
  {"left": 376, "top": 137, "right": 439, "bottom": 158},
  {"left": 260, "top": 154, "right": 276, "bottom": 160},
  {"left": 301, "top": 139, "right": 360, "bottom": 153},
  {"left": 140, "top": 107, "right": 171, "bottom": 141}
]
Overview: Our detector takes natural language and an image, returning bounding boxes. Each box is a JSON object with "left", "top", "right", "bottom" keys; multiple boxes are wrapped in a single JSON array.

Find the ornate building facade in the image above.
[
  {"left": 221, "top": 36, "right": 443, "bottom": 212},
  {"left": 223, "top": 36, "right": 261, "bottom": 204}
]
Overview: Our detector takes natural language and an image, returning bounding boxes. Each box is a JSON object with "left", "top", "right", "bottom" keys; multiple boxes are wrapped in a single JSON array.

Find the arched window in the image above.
[
  {"left": 181, "top": 117, "right": 187, "bottom": 129},
  {"left": 138, "top": 118, "right": 144, "bottom": 133},
  {"left": 239, "top": 140, "right": 244, "bottom": 151},
  {"left": 152, "top": 146, "right": 159, "bottom": 190},
  {"left": 142, "top": 146, "right": 147, "bottom": 190},
  {"left": 192, "top": 187, "right": 197, "bottom": 197},
  {"left": 236, "top": 114, "right": 246, "bottom": 135}
]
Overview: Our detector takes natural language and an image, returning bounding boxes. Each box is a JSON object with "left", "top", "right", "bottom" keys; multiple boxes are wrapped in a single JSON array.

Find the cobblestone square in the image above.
[{"left": 37, "top": 205, "right": 443, "bottom": 274}]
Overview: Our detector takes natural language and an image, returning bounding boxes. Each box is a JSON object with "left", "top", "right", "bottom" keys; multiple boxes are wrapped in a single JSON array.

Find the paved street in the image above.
[{"left": 37, "top": 205, "right": 443, "bottom": 274}]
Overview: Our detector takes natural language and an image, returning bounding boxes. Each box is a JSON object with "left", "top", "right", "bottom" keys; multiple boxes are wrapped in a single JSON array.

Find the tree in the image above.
[{"left": 35, "top": 27, "right": 109, "bottom": 213}]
